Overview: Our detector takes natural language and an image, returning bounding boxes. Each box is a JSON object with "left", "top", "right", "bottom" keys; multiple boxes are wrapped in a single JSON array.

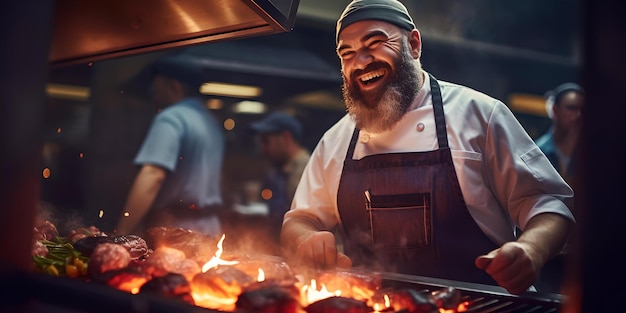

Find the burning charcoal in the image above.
[
  {"left": 384, "top": 289, "right": 437, "bottom": 313},
  {"left": 429, "top": 286, "right": 461, "bottom": 310},
  {"left": 191, "top": 266, "right": 255, "bottom": 299},
  {"left": 100, "top": 266, "right": 151, "bottom": 294},
  {"left": 305, "top": 296, "right": 371, "bottom": 313},
  {"left": 144, "top": 227, "right": 219, "bottom": 264},
  {"left": 74, "top": 234, "right": 149, "bottom": 259},
  {"left": 140, "top": 273, "right": 195, "bottom": 305},
  {"left": 237, "top": 285, "right": 301, "bottom": 313},
  {"left": 315, "top": 269, "right": 382, "bottom": 301},
  {"left": 174, "top": 258, "right": 202, "bottom": 282},
  {"left": 88, "top": 243, "right": 132, "bottom": 279}
]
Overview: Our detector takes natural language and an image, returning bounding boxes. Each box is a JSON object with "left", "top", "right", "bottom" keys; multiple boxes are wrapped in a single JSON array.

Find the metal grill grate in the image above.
[{"left": 380, "top": 272, "right": 564, "bottom": 313}]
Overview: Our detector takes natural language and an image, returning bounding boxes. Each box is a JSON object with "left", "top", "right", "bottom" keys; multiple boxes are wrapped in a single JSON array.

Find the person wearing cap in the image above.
[
  {"left": 280, "top": 0, "right": 575, "bottom": 295},
  {"left": 250, "top": 111, "right": 310, "bottom": 245},
  {"left": 536, "top": 83, "right": 585, "bottom": 184},
  {"left": 116, "top": 56, "right": 225, "bottom": 237},
  {"left": 533, "top": 83, "right": 584, "bottom": 293}
]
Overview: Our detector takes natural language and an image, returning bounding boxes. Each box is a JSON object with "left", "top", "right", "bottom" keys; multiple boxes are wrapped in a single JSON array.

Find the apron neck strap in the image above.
[{"left": 429, "top": 73, "right": 449, "bottom": 149}]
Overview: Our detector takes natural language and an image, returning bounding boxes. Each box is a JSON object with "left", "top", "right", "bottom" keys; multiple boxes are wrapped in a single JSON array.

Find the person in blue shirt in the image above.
[
  {"left": 536, "top": 83, "right": 585, "bottom": 184},
  {"left": 116, "top": 57, "right": 225, "bottom": 237}
]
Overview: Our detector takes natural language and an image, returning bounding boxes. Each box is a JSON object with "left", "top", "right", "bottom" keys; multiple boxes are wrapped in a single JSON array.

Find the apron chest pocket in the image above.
[{"left": 367, "top": 192, "right": 431, "bottom": 249}]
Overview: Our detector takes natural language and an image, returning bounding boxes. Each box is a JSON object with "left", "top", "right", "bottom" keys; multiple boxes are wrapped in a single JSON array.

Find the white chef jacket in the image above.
[{"left": 285, "top": 72, "right": 575, "bottom": 245}]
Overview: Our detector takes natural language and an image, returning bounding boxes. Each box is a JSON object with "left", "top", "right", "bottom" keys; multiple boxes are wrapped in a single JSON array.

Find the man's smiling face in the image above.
[{"left": 337, "top": 20, "right": 423, "bottom": 133}]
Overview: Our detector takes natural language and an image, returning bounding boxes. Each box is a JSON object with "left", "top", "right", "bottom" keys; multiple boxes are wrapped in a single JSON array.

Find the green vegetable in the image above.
[{"left": 33, "top": 237, "right": 89, "bottom": 277}]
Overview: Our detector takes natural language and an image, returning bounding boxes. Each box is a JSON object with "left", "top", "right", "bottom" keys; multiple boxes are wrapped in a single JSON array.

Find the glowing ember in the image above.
[
  {"left": 190, "top": 266, "right": 252, "bottom": 311},
  {"left": 104, "top": 270, "right": 150, "bottom": 295},
  {"left": 192, "top": 287, "right": 240, "bottom": 312},
  {"left": 372, "top": 294, "right": 391, "bottom": 312},
  {"left": 456, "top": 301, "right": 470, "bottom": 312},
  {"left": 201, "top": 234, "right": 238, "bottom": 272}
]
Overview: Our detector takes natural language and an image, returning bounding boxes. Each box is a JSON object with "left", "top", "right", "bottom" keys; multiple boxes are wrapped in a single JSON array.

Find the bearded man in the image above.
[{"left": 280, "top": 0, "right": 575, "bottom": 295}]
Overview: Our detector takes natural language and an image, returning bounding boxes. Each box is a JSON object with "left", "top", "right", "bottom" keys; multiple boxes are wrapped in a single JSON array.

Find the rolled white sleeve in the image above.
[{"left": 484, "top": 102, "right": 574, "bottom": 229}]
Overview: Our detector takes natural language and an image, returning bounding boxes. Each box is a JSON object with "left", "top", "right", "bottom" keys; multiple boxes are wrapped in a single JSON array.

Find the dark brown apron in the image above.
[{"left": 336, "top": 74, "right": 498, "bottom": 285}]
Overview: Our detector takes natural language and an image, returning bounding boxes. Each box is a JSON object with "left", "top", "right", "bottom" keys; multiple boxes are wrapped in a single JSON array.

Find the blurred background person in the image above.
[
  {"left": 250, "top": 111, "right": 310, "bottom": 245},
  {"left": 116, "top": 56, "right": 225, "bottom": 237},
  {"left": 536, "top": 83, "right": 585, "bottom": 185}
]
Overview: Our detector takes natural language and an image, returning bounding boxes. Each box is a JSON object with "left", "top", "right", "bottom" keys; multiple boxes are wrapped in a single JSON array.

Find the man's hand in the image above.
[
  {"left": 475, "top": 241, "right": 541, "bottom": 295},
  {"left": 295, "top": 231, "right": 352, "bottom": 269}
]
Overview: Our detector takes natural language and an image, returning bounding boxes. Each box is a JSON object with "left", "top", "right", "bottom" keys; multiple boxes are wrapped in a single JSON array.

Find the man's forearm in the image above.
[
  {"left": 116, "top": 165, "right": 165, "bottom": 234},
  {"left": 116, "top": 189, "right": 153, "bottom": 234},
  {"left": 517, "top": 212, "right": 574, "bottom": 265}
]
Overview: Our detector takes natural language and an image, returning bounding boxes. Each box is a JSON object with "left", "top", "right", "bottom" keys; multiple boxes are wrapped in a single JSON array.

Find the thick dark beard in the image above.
[{"left": 342, "top": 42, "right": 422, "bottom": 133}]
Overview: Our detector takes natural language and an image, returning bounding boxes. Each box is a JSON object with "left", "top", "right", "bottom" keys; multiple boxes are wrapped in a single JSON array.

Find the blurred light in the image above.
[
  {"left": 200, "top": 82, "right": 262, "bottom": 98},
  {"left": 57, "top": 127, "right": 62, "bottom": 134},
  {"left": 509, "top": 93, "right": 547, "bottom": 116},
  {"left": 79, "top": 152, "right": 84, "bottom": 159},
  {"left": 261, "top": 188, "right": 273, "bottom": 200},
  {"left": 224, "top": 118, "right": 236, "bottom": 131},
  {"left": 123, "top": 212, "right": 130, "bottom": 217},
  {"left": 206, "top": 98, "right": 223, "bottom": 110},
  {"left": 99, "top": 210, "right": 104, "bottom": 218},
  {"left": 42, "top": 168, "right": 51, "bottom": 179},
  {"left": 46, "top": 83, "right": 90, "bottom": 100},
  {"left": 232, "top": 100, "right": 267, "bottom": 114}
]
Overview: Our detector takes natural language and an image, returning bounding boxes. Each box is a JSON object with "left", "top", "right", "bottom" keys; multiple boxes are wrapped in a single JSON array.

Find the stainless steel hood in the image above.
[{"left": 50, "top": 0, "right": 300, "bottom": 67}]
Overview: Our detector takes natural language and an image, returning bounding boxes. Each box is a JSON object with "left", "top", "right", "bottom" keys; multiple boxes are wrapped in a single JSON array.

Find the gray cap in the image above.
[{"left": 336, "top": 0, "right": 416, "bottom": 43}]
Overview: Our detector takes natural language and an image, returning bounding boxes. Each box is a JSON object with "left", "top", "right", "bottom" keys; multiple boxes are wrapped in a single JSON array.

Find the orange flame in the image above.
[
  {"left": 257, "top": 268, "right": 265, "bottom": 282},
  {"left": 457, "top": 301, "right": 470, "bottom": 312},
  {"left": 438, "top": 300, "right": 470, "bottom": 313},
  {"left": 299, "top": 279, "right": 341, "bottom": 307},
  {"left": 371, "top": 294, "right": 391, "bottom": 312},
  {"left": 201, "top": 234, "right": 238, "bottom": 272}
]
